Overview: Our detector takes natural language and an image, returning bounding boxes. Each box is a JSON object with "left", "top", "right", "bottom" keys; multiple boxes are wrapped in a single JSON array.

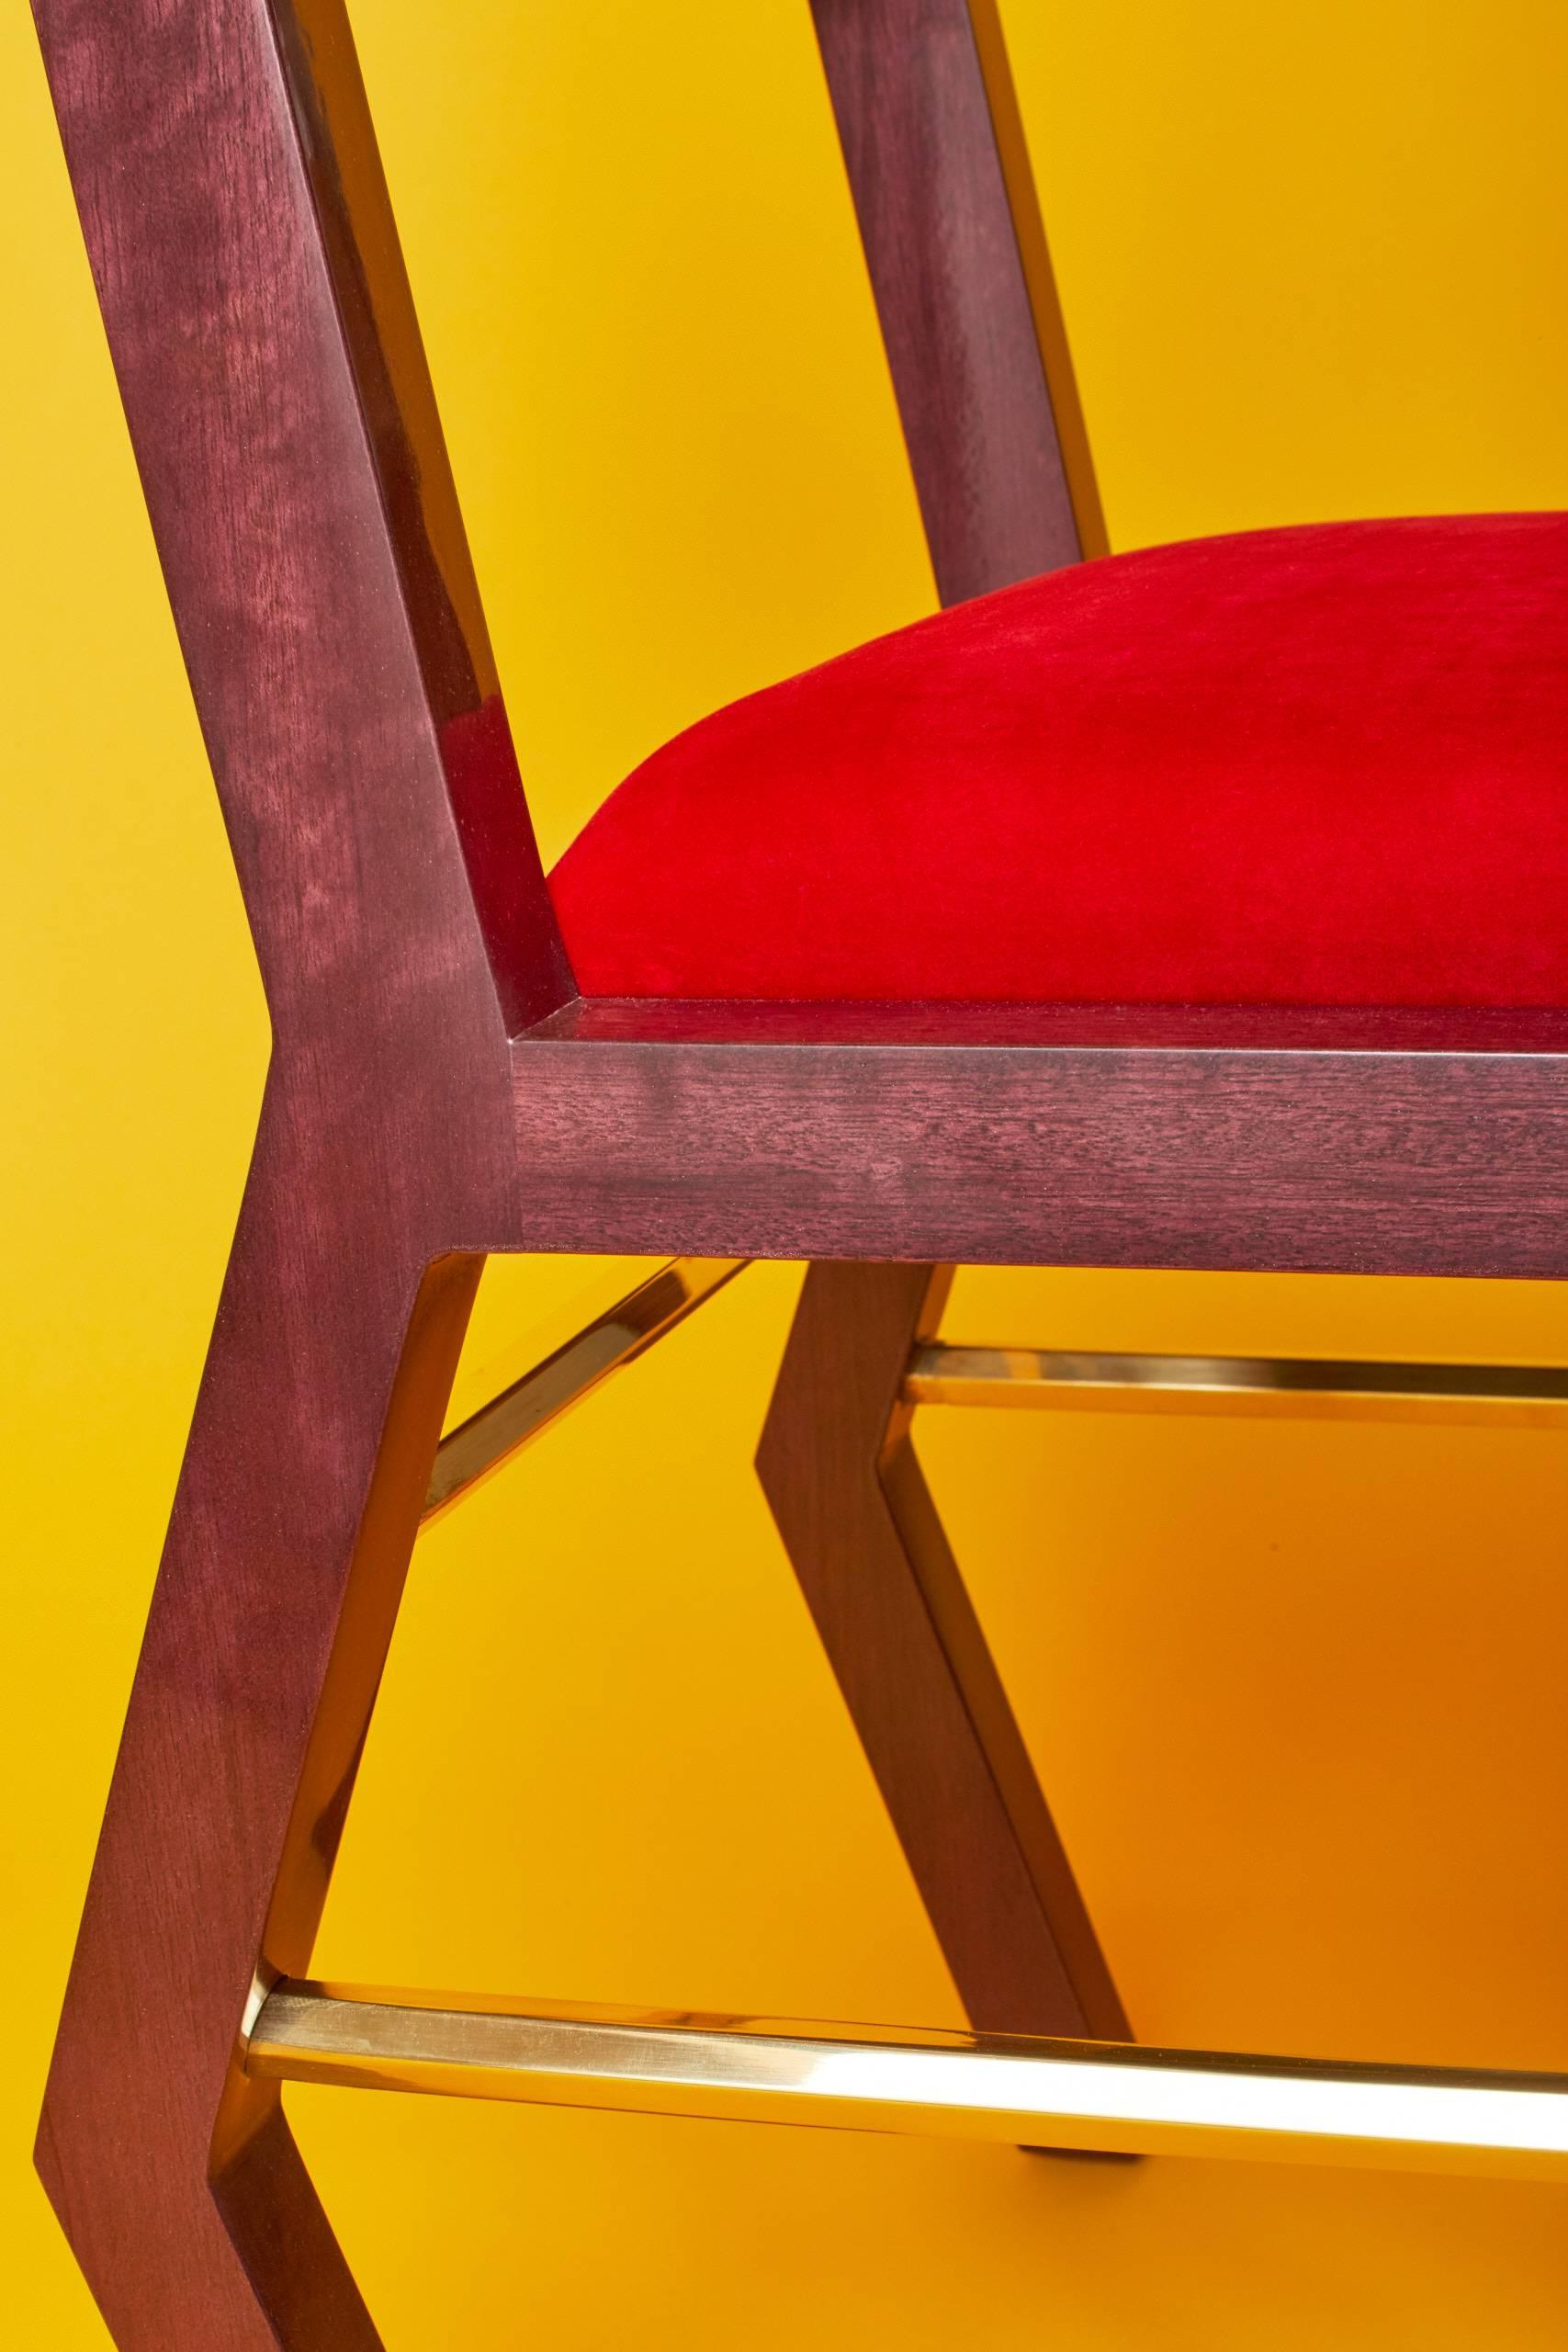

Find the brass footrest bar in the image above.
[
  {"left": 247, "top": 1981, "right": 1568, "bottom": 2181},
  {"left": 424, "top": 1258, "right": 748, "bottom": 1522},
  {"left": 906, "top": 1345, "right": 1568, "bottom": 1427}
]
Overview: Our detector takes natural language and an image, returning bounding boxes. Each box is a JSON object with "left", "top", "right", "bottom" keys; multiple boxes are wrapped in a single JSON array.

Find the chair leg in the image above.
[
  {"left": 36, "top": 1106, "right": 482, "bottom": 2351},
  {"left": 757, "top": 1261, "right": 1129, "bottom": 2043}
]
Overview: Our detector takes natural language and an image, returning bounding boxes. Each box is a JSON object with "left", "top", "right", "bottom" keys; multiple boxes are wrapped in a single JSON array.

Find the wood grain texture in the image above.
[
  {"left": 757, "top": 1264, "right": 1130, "bottom": 2040},
  {"left": 32, "top": 0, "right": 1568, "bottom": 2339},
  {"left": 511, "top": 1021, "right": 1568, "bottom": 1277},
  {"left": 273, "top": 0, "right": 572, "bottom": 1031},
  {"left": 810, "top": 0, "right": 1097, "bottom": 600},
  {"left": 29, "top": 1, "right": 540, "bottom": 2343},
  {"left": 774, "top": 1, "right": 1120, "bottom": 2099}
]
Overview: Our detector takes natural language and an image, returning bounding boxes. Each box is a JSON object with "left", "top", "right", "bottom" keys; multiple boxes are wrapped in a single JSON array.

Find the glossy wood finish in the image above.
[
  {"left": 758, "top": 1264, "right": 1129, "bottom": 2041},
  {"left": 511, "top": 1005, "right": 1568, "bottom": 1276},
  {"left": 30, "top": 0, "right": 542, "bottom": 2343},
  {"left": 526, "top": 1000, "right": 1568, "bottom": 1049},
  {"left": 810, "top": 0, "right": 1101, "bottom": 598},
  {"left": 30, "top": 0, "right": 1568, "bottom": 2343},
  {"left": 776, "top": 1, "right": 1126, "bottom": 2083},
  {"left": 272, "top": 1, "right": 572, "bottom": 1033}
]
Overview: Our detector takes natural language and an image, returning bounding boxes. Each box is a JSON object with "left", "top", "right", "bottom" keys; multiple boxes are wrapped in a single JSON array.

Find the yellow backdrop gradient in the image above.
[{"left": 6, "top": 2, "right": 1568, "bottom": 2343}]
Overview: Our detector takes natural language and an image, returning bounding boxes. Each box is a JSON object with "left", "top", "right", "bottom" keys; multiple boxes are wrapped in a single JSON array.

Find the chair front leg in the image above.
[
  {"left": 36, "top": 1093, "right": 481, "bottom": 2352},
  {"left": 758, "top": 1261, "right": 1129, "bottom": 2044}
]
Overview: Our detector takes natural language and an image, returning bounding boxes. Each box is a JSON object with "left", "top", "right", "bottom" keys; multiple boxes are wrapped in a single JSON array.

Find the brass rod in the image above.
[
  {"left": 248, "top": 1981, "right": 1568, "bottom": 2180},
  {"left": 424, "top": 1258, "right": 747, "bottom": 1522},
  {"left": 905, "top": 1345, "right": 1568, "bottom": 1426}
]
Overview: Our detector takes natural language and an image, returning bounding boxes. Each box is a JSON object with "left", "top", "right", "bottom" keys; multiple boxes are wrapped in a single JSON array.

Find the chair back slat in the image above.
[{"left": 812, "top": 0, "right": 1106, "bottom": 601}]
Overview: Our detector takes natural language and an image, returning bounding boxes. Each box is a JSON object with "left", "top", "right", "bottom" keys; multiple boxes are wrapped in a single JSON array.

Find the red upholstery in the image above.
[{"left": 548, "top": 514, "right": 1568, "bottom": 1005}]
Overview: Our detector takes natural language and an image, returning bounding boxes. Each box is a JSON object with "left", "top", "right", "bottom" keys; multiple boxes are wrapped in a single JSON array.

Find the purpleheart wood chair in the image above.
[{"left": 30, "top": 1, "right": 1568, "bottom": 2345}]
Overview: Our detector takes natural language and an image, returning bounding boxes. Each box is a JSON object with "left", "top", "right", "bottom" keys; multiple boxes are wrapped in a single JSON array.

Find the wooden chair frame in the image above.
[{"left": 30, "top": 1, "right": 1568, "bottom": 2344}]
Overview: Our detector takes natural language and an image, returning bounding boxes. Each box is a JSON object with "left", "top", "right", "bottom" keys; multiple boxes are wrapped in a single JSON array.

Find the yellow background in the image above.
[{"left": 6, "top": 0, "right": 1568, "bottom": 2341}]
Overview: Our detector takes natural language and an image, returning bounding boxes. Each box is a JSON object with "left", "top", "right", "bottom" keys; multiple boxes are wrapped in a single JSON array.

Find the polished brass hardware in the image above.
[
  {"left": 247, "top": 1980, "right": 1568, "bottom": 2180},
  {"left": 429, "top": 1287, "right": 1568, "bottom": 1531},
  {"left": 905, "top": 1344, "right": 1568, "bottom": 1426},
  {"left": 367, "top": 1292, "right": 1568, "bottom": 2192},
  {"left": 423, "top": 1257, "right": 747, "bottom": 1521}
]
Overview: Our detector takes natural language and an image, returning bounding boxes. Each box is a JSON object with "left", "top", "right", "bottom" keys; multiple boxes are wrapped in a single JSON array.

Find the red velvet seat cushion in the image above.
[{"left": 547, "top": 514, "right": 1568, "bottom": 1005}]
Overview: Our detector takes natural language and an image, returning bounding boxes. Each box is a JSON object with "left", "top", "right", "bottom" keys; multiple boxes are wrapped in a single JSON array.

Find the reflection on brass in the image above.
[
  {"left": 247, "top": 1980, "right": 1568, "bottom": 2180},
  {"left": 423, "top": 1259, "right": 747, "bottom": 1522},
  {"left": 905, "top": 1345, "right": 1568, "bottom": 1427}
]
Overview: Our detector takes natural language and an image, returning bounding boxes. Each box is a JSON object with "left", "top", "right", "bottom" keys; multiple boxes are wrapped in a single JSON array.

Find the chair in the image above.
[{"left": 30, "top": 1, "right": 1568, "bottom": 2345}]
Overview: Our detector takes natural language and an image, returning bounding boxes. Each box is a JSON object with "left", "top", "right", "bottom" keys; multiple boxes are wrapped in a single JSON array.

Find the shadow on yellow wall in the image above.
[{"left": 5, "top": 1, "right": 1568, "bottom": 2343}]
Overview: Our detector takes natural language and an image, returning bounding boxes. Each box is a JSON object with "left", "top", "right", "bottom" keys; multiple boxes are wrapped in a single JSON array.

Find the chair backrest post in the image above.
[
  {"left": 36, "top": 0, "right": 1106, "bottom": 1064},
  {"left": 33, "top": 0, "right": 574, "bottom": 1053},
  {"left": 812, "top": 0, "right": 1107, "bottom": 603}
]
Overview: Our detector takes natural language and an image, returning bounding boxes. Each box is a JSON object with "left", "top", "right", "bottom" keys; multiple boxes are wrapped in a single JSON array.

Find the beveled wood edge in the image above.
[
  {"left": 505, "top": 1010, "right": 1568, "bottom": 1276},
  {"left": 756, "top": 1264, "right": 1130, "bottom": 2052},
  {"left": 518, "top": 996, "right": 1568, "bottom": 1057}
]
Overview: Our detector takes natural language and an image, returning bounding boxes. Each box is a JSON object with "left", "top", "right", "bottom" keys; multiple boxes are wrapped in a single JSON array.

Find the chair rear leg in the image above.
[
  {"left": 757, "top": 1261, "right": 1129, "bottom": 2043},
  {"left": 37, "top": 1113, "right": 481, "bottom": 2351}
]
